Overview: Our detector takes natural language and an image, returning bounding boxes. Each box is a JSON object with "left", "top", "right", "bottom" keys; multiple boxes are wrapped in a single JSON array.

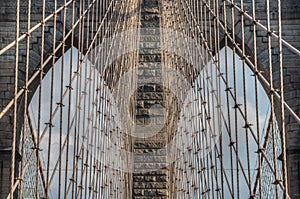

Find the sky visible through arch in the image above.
[
  {"left": 26, "top": 46, "right": 281, "bottom": 198},
  {"left": 173, "top": 46, "right": 282, "bottom": 198}
]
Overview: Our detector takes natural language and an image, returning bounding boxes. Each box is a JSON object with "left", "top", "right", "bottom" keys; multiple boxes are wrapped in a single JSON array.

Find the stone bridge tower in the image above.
[{"left": 0, "top": 0, "right": 299, "bottom": 198}]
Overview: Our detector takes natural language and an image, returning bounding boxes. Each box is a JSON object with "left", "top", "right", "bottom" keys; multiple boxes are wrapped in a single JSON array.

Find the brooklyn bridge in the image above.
[{"left": 0, "top": 0, "right": 299, "bottom": 198}]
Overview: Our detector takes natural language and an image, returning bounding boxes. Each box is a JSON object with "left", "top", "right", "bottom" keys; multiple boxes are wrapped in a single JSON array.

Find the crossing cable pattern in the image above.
[
  {"left": 159, "top": 0, "right": 300, "bottom": 198},
  {"left": 0, "top": 0, "right": 140, "bottom": 198},
  {"left": 0, "top": 0, "right": 299, "bottom": 199}
]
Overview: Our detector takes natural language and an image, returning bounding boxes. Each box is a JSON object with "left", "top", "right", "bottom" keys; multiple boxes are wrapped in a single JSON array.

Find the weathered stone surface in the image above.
[
  {"left": 132, "top": 0, "right": 169, "bottom": 198},
  {"left": 0, "top": 0, "right": 299, "bottom": 198}
]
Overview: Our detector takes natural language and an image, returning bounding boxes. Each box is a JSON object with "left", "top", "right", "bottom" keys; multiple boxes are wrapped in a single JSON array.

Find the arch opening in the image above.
[
  {"left": 171, "top": 47, "right": 283, "bottom": 198},
  {"left": 20, "top": 47, "right": 129, "bottom": 199}
]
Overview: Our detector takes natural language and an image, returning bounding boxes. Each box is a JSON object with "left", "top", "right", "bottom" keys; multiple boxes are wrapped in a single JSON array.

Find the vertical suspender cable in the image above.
[
  {"left": 19, "top": 0, "right": 31, "bottom": 197},
  {"left": 266, "top": 0, "right": 279, "bottom": 197},
  {"left": 10, "top": 1, "right": 20, "bottom": 198},
  {"left": 46, "top": 0, "right": 57, "bottom": 198},
  {"left": 277, "top": 0, "right": 289, "bottom": 198},
  {"left": 36, "top": 0, "right": 46, "bottom": 197}
]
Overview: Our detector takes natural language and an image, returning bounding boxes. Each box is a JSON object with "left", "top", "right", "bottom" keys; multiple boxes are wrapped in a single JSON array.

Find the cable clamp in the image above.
[
  {"left": 45, "top": 122, "right": 54, "bottom": 127},
  {"left": 229, "top": 141, "right": 235, "bottom": 146},
  {"left": 272, "top": 179, "right": 282, "bottom": 185},
  {"left": 225, "top": 87, "right": 232, "bottom": 91},
  {"left": 32, "top": 147, "right": 42, "bottom": 151},
  {"left": 233, "top": 103, "right": 242, "bottom": 109},
  {"left": 56, "top": 102, "right": 65, "bottom": 107},
  {"left": 255, "top": 148, "right": 265, "bottom": 153}
]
